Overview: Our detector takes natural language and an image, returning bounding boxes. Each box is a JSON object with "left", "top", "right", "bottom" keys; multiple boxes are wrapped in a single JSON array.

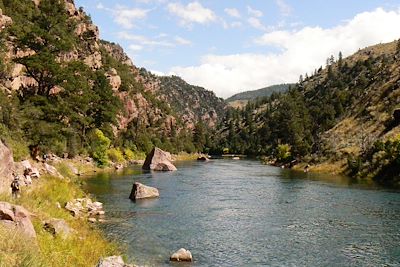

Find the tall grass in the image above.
[{"left": 0, "top": 175, "right": 120, "bottom": 267}]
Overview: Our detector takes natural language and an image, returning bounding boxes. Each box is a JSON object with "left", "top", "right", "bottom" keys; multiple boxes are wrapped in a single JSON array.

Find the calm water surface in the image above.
[{"left": 85, "top": 160, "right": 400, "bottom": 267}]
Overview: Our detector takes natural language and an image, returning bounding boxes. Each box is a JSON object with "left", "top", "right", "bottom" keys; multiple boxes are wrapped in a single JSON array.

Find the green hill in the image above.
[{"left": 226, "top": 84, "right": 293, "bottom": 102}]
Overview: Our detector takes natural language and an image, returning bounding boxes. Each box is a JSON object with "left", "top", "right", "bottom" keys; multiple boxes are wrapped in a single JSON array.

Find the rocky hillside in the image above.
[
  {"left": 211, "top": 40, "right": 400, "bottom": 184},
  {"left": 0, "top": 0, "right": 225, "bottom": 163}
]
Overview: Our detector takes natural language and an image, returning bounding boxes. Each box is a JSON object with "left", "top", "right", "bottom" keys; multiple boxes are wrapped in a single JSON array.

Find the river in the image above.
[{"left": 84, "top": 159, "right": 400, "bottom": 266}]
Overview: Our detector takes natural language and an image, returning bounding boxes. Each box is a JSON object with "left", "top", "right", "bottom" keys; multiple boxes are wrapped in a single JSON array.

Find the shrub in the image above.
[
  {"left": 123, "top": 148, "right": 145, "bottom": 161},
  {"left": 89, "top": 129, "right": 110, "bottom": 167},
  {"left": 107, "top": 148, "right": 125, "bottom": 163},
  {"left": 276, "top": 144, "right": 292, "bottom": 162}
]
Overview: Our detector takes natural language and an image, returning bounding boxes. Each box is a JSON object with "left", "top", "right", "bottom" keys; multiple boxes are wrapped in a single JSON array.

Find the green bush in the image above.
[
  {"left": 89, "top": 129, "right": 110, "bottom": 167},
  {"left": 276, "top": 144, "right": 292, "bottom": 162},
  {"left": 107, "top": 148, "right": 125, "bottom": 163},
  {"left": 123, "top": 148, "right": 145, "bottom": 161}
]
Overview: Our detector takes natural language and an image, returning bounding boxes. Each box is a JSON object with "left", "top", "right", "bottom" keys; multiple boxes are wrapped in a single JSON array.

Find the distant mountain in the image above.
[{"left": 226, "top": 84, "right": 293, "bottom": 102}]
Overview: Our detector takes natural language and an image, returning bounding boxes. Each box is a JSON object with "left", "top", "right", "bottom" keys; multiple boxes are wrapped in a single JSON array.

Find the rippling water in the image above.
[{"left": 84, "top": 160, "right": 400, "bottom": 266}]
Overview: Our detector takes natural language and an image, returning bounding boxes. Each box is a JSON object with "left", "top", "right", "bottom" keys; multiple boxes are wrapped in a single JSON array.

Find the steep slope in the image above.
[
  {"left": 0, "top": 0, "right": 225, "bottom": 160},
  {"left": 226, "top": 83, "right": 292, "bottom": 102},
  {"left": 212, "top": 40, "right": 400, "bottom": 184}
]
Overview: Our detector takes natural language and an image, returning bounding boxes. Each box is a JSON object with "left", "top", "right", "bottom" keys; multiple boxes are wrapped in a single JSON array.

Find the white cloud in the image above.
[
  {"left": 119, "top": 32, "right": 191, "bottom": 49},
  {"left": 114, "top": 7, "right": 148, "bottom": 29},
  {"left": 129, "top": 44, "right": 143, "bottom": 51},
  {"left": 96, "top": 3, "right": 104, "bottom": 9},
  {"left": 167, "top": 2, "right": 217, "bottom": 26},
  {"left": 248, "top": 17, "right": 266, "bottom": 31},
  {"left": 118, "top": 32, "right": 174, "bottom": 48},
  {"left": 276, "top": 0, "right": 292, "bottom": 16},
  {"left": 169, "top": 8, "right": 400, "bottom": 98},
  {"left": 224, "top": 8, "right": 241, "bottom": 18},
  {"left": 96, "top": 4, "right": 149, "bottom": 29},
  {"left": 175, "top": 36, "right": 192, "bottom": 46},
  {"left": 247, "top": 6, "right": 263, "bottom": 18},
  {"left": 231, "top": 21, "right": 243, "bottom": 28}
]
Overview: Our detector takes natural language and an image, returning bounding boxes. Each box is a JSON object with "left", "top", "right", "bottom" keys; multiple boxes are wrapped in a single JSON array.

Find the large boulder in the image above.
[
  {"left": 170, "top": 248, "right": 193, "bottom": 262},
  {"left": 142, "top": 147, "right": 177, "bottom": 171},
  {"left": 0, "top": 202, "right": 36, "bottom": 238},
  {"left": 129, "top": 182, "right": 159, "bottom": 200},
  {"left": 96, "top": 255, "right": 135, "bottom": 267},
  {"left": 0, "top": 140, "right": 14, "bottom": 192},
  {"left": 43, "top": 218, "right": 73, "bottom": 239}
]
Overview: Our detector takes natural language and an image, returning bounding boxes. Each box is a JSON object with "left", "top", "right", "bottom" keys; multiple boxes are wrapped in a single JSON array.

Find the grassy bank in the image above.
[{"left": 0, "top": 175, "right": 120, "bottom": 267}]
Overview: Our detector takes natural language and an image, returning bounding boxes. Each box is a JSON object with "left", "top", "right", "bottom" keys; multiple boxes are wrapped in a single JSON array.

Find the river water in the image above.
[{"left": 84, "top": 159, "right": 400, "bottom": 266}]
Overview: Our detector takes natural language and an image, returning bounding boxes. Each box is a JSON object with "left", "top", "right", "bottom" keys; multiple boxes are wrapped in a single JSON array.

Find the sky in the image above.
[{"left": 74, "top": 0, "right": 400, "bottom": 98}]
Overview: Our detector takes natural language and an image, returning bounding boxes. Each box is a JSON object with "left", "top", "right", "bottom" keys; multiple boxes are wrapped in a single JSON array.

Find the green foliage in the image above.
[
  {"left": 276, "top": 144, "right": 292, "bottom": 162},
  {"left": 0, "top": 176, "right": 119, "bottom": 267},
  {"left": 123, "top": 148, "right": 145, "bottom": 161},
  {"left": 350, "top": 135, "right": 400, "bottom": 184},
  {"left": 89, "top": 129, "right": 110, "bottom": 166},
  {"left": 107, "top": 147, "right": 125, "bottom": 163}
]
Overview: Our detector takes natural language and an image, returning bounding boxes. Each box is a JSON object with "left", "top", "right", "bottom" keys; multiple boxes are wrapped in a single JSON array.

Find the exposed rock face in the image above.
[
  {"left": 0, "top": 9, "right": 13, "bottom": 30},
  {"left": 142, "top": 147, "right": 177, "bottom": 171},
  {"left": 96, "top": 256, "right": 134, "bottom": 267},
  {"left": 129, "top": 182, "right": 159, "bottom": 200},
  {"left": 44, "top": 218, "right": 73, "bottom": 239},
  {"left": 0, "top": 202, "right": 36, "bottom": 238},
  {"left": 170, "top": 248, "right": 193, "bottom": 262},
  {"left": 44, "top": 163, "right": 63, "bottom": 178},
  {"left": 106, "top": 68, "right": 122, "bottom": 91},
  {"left": 0, "top": 140, "right": 14, "bottom": 192}
]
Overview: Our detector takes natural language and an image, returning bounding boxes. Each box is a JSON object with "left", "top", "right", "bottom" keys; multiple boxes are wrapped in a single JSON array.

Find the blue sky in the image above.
[{"left": 75, "top": 0, "right": 400, "bottom": 98}]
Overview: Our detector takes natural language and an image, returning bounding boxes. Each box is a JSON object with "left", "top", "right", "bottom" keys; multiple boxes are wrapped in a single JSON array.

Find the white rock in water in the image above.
[{"left": 170, "top": 248, "right": 193, "bottom": 262}]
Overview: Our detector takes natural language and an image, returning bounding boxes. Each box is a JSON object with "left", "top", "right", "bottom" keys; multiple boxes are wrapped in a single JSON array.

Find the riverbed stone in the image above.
[
  {"left": 170, "top": 248, "right": 193, "bottom": 262},
  {"left": 129, "top": 182, "right": 159, "bottom": 200},
  {"left": 142, "top": 147, "right": 177, "bottom": 171}
]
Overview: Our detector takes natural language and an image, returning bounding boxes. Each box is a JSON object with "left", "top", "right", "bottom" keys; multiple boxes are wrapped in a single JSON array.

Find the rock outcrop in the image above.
[
  {"left": 106, "top": 68, "right": 122, "bottom": 91},
  {"left": 170, "top": 248, "right": 193, "bottom": 262},
  {"left": 65, "top": 197, "right": 104, "bottom": 219},
  {"left": 0, "top": 140, "right": 14, "bottom": 192},
  {"left": 142, "top": 147, "right": 177, "bottom": 171},
  {"left": 0, "top": 202, "right": 36, "bottom": 238},
  {"left": 129, "top": 182, "right": 159, "bottom": 200},
  {"left": 0, "top": 9, "right": 12, "bottom": 30}
]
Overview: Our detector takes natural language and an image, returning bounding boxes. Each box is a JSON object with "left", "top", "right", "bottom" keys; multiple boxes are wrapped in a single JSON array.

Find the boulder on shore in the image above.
[
  {"left": 0, "top": 140, "right": 14, "bottom": 192},
  {"left": 96, "top": 255, "right": 135, "bottom": 267},
  {"left": 0, "top": 202, "right": 36, "bottom": 238},
  {"left": 170, "top": 248, "right": 193, "bottom": 262},
  {"left": 142, "top": 147, "right": 177, "bottom": 171},
  {"left": 43, "top": 218, "right": 73, "bottom": 239},
  {"left": 129, "top": 182, "right": 159, "bottom": 200}
]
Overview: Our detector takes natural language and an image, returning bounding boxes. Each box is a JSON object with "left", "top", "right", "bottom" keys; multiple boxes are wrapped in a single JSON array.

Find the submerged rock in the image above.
[
  {"left": 129, "top": 182, "right": 159, "bottom": 200},
  {"left": 197, "top": 156, "right": 209, "bottom": 161},
  {"left": 0, "top": 202, "right": 36, "bottom": 238},
  {"left": 142, "top": 147, "right": 177, "bottom": 171},
  {"left": 170, "top": 248, "right": 193, "bottom": 262}
]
